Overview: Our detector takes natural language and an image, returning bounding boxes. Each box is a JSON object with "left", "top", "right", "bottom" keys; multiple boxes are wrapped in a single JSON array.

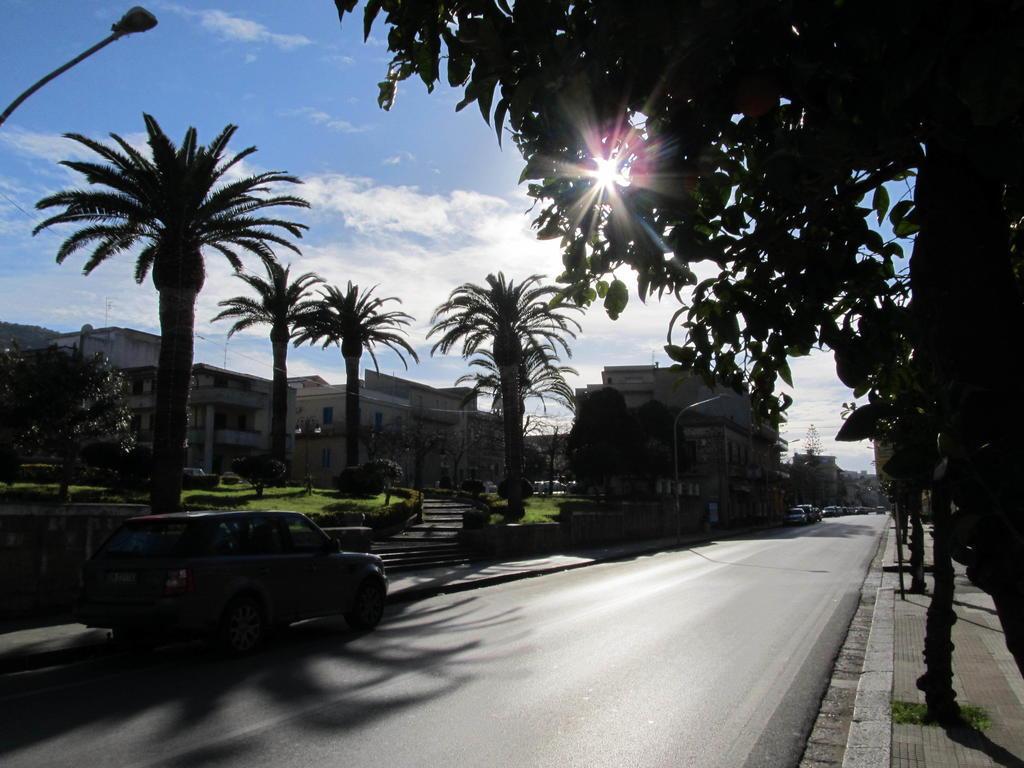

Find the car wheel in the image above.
[
  {"left": 219, "top": 596, "right": 265, "bottom": 654},
  {"left": 345, "top": 580, "right": 385, "bottom": 630}
]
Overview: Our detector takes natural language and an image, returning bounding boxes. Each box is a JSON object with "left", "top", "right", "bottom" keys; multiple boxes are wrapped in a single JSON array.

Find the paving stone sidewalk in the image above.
[{"left": 888, "top": 525, "right": 1024, "bottom": 768}]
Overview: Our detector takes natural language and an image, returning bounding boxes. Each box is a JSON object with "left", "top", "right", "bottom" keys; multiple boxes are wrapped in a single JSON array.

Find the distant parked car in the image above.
[
  {"left": 798, "top": 504, "right": 822, "bottom": 522},
  {"left": 785, "top": 508, "right": 808, "bottom": 525},
  {"left": 823, "top": 506, "right": 841, "bottom": 518},
  {"left": 182, "top": 467, "right": 205, "bottom": 476},
  {"left": 75, "top": 510, "right": 388, "bottom": 654}
]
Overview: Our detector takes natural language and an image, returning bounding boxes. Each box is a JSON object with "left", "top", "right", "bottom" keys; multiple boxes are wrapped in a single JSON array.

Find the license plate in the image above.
[{"left": 107, "top": 571, "right": 137, "bottom": 584}]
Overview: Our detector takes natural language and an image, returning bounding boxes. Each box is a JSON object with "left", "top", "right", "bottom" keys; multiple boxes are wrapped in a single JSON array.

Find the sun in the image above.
[{"left": 590, "top": 155, "right": 629, "bottom": 190}]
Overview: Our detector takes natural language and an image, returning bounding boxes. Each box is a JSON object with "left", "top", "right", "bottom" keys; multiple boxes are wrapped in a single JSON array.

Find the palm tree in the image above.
[
  {"left": 212, "top": 261, "right": 323, "bottom": 463},
  {"left": 457, "top": 343, "right": 577, "bottom": 424},
  {"left": 294, "top": 282, "right": 419, "bottom": 468},
  {"left": 428, "top": 273, "right": 581, "bottom": 516},
  {"left": 33, "top": 114, "right": 309, "bottom": 512}
]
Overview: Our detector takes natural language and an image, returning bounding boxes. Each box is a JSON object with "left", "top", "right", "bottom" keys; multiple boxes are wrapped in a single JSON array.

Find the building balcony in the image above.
[
  {"left": 189, "top": 386, "right": 267, "bottom": 409},
  {"left": 188, "top": 428, "right": 266, "bottom": 449}
]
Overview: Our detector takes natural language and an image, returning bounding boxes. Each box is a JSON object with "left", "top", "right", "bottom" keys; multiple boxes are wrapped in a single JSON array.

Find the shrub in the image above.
[
  {"left": 81, "top": 442, "right": 152, "bottom": 488},
  {"left": 17, "top": 463, "right": 61, "bottom": 483},
  {"left": 336, "top": 464, "right": 385, "bottom": 496},
  {"left": 76, "top": 466, "right": 118, "bottom": 487},
  {"left": 182, "top": 473, "right": 220, "bottom": 490},
  {"left": 460, "top": 478, "right": 485, "bottom": 496},
  {"left": 497, "top": 477, "right": 534, "bottom": 500}
]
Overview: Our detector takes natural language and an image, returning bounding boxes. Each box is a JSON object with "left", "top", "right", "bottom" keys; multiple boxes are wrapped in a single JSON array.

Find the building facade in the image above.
[
  {"left": 123, "top": 363, "right": 290, "bottom": 474},
  {"left": 577, "top": 364, "right": 787, "bottom": 527},
  {"left": 291, "top": 370, "right": 504, "bottom": 490}
]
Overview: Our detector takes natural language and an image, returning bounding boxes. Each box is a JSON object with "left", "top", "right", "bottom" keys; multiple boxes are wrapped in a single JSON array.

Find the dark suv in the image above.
[{"left": 75, "top": 510, "right": 388, "bottom": 653}]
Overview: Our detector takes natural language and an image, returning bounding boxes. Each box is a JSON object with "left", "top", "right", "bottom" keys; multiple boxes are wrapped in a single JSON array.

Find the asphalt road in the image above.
[{"left": 0, "top": 515, "right": 886, "bottom": 768}]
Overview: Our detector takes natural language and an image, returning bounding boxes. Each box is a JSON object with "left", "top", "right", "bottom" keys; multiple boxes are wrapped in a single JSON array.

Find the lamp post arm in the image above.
[{"left": 0, "top": 32, "right": 126, "bottom": 129}]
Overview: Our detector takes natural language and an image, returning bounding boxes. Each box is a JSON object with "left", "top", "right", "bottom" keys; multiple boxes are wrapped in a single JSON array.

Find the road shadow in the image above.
[{"left": 0, "top": 593, "right": 521, "bottom": 766}]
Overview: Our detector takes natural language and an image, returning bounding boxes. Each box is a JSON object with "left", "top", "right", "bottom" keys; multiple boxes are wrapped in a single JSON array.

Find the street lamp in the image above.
[
  {"left": 0, "top": 7, "right": 158, "bottom": 129},
  {"left": 294, "top": 417, "right": 321, "bottom": 495},
  {"left": 673, "top": 394, "right": 723, "bottom": 543}
]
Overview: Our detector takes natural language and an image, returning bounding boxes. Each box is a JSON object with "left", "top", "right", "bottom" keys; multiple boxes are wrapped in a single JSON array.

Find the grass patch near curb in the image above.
[{"left": 892, "top": 700, "right": 992, "bottom": 731}]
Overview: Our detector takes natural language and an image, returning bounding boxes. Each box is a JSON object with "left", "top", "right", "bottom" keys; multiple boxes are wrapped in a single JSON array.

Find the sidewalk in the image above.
[
  {"left": 885, "top": 523, "right": 1024, "bottom": 768},
  {"left": 839, "top": 522, "right": 1024, "bottom": 768}
]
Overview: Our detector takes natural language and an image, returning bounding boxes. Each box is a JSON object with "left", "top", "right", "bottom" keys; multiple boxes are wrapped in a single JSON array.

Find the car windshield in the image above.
[{"left": 96, "top": 520, "right": 195, "bottom": 559}]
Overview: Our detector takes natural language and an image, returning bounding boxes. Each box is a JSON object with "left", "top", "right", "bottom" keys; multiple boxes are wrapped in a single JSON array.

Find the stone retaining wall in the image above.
[
  {"left": 461, "top": 500, "right": 702, "bottom": 558},
  {"left": 0, "top": 503, "right": 147, "bottom": 617}
]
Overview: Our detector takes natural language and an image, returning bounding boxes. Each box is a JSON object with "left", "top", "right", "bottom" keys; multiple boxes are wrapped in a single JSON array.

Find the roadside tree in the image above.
[
  {"left": 295, "top": 282, "right": 419, "bottom": 469},
  {"left": 429, "top": 273, "right": 580, "bottom": 516},
  {"left": 0, "top": 346, "right": 131, "bottom": 500},
  {"left": 213, "top": 262, "right": 323, "bottom": 463},
  {"left": 34, "top": 114, "right": 308, "bottom": 512},
  {"left": 333, "top": 0, "right": 1024, "bottom": 710}
]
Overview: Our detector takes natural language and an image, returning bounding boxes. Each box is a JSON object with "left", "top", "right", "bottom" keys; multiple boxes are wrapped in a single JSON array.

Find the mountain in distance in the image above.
[{"left": 1, "top": 320, "right": 63, "bottom": 350}]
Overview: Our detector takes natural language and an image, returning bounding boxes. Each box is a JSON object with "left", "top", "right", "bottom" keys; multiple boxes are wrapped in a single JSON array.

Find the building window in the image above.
[
  {"left": 321, "top": 447, "right": 332, "bottom": 468},
  {"left": 323, "top": 406, "right": 333, "bottom": 425},
  {"left": 237, "top": 414, "right": 247, "bottom": 431},
  {"left": 374, "top": 412, "right": 383, "bottom": 428},
  {"left": 132, "top": 379, "right": 144, "bottom": 395}
]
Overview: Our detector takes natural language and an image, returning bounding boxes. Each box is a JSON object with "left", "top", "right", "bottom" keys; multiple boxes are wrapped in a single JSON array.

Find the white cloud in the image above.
[
  {"left": 284, "top": 107, "right": 371, "bottom": 134},
  {"left": 165, "top": 6, "right": 312, "bottom": 50}
]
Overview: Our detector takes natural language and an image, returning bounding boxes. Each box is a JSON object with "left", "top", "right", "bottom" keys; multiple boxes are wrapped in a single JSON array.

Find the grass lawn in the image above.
[
  {"left": 488, "top": 494, "right": 593, "bottom": 525},
  {"left": 0, "top": 482, "right": 392, "bottom": 518},
  {"left": 891, "top": 700, "right": 991, "bottom": 731}
]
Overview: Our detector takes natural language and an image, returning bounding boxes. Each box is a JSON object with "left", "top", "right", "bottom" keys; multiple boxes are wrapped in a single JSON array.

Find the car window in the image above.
[
  {"left": 208, "top": 519, "right": 246, "bottom": 556},
  {"left": 243, "top": 516, "right": 284, "bottom": 555},
  {"left": 285, "top": 516, "right": 327, "bottom": 553},
  {"left": 97, "top": 521, "right": 192, "bottom": 558}
]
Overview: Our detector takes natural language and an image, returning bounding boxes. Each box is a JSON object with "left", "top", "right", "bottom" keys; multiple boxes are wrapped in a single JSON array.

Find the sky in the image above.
[{"left": 0, "top": 0, "right": 879, "bottom": 473}]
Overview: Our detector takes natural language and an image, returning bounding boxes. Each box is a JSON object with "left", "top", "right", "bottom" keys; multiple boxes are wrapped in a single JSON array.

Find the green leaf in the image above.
[
  {"left": 872, "top": 186, "right": 890, "bottom": 225},
  {"left": 835, "top": 403, "right": 882, "bottom": 442},
  {"left": 664, "top": 344, "right": 696, "bottom": 366},
  {"left": 778, "top": 360, "right": 793, "bottom": 387},
  {"left": 604, "top": 279, "right": 629, "bottom": 320},
  {"left": 377, "top": 80, "right": 397, "bottom": 111}
]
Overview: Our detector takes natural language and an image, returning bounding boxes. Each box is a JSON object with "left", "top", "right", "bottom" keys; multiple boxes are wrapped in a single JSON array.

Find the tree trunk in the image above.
[
  {"left": 916, "top": 482, "right": 960, "bottom": 725},
  {"left": 910, "top": 140, "right": 1024, "bottom": 682},
  {"left": 344, "top": 353, "right": 361, "bottom": 468},
  {"left": 499, "top": 363, "right": 523, "bottom": 517},
  {"left": 150, "top": 285, "right": 197, "bottom": 514},
  {"left": 908, "top": 491, "right": 927, "bottom": 595},
  {"left": 269, "top": 328, "right": 289, "bottom": 463}
]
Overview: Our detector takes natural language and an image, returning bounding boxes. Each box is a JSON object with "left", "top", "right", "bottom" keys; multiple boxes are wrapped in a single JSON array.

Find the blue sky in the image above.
[{"left": 0, "top": 0, "right": 878, "bottom": 472}]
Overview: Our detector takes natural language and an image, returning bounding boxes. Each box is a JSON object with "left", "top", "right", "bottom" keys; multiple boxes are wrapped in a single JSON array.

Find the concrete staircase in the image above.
[{"left": 373, "top": 496, "right": 479, "bottom": 573}]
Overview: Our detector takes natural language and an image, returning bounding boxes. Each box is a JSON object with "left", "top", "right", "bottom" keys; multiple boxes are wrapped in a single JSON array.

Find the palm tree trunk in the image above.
[
  {"left": 500, "top": 363, "right": 523, "bottom": 517},
  {"left": 344, "top": 353, "right": 360, "bottom": 468},
  {"left": 151, "top": 285, "right": 197, "bottom": 513},
  {"left": 270, "top": 329, "right": 288, "bottom": 463}
]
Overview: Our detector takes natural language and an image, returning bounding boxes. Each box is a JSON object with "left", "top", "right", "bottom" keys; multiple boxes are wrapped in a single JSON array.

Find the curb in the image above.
[{"left": 843, "top": 530, "right": 895, "bottom": 768}]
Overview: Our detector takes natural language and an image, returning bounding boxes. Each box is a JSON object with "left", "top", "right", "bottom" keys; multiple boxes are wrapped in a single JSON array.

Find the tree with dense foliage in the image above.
[
  {"left": 34, "top": 114, "right": 309, "bottom": 513},
  {"left": 213, "top": 262, "right": 323, "bottom": 463},
  {"left": 0, "top": 346, "right": 132, "bottom": 500},
  {"left": 429, "top": 273, "right": 580, "bottom": 516},
  {"left": 230, "top": 454, "right": 286, "bottom": 499},
  {"left": 333, "top": 0, "right": 1024, "bottom": 716},
  {"left": 295, "top": 282, "right": 419, "bottom": 469},
  {"left": 567, "top": 387, "right": 641, "bottom": 493}
]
